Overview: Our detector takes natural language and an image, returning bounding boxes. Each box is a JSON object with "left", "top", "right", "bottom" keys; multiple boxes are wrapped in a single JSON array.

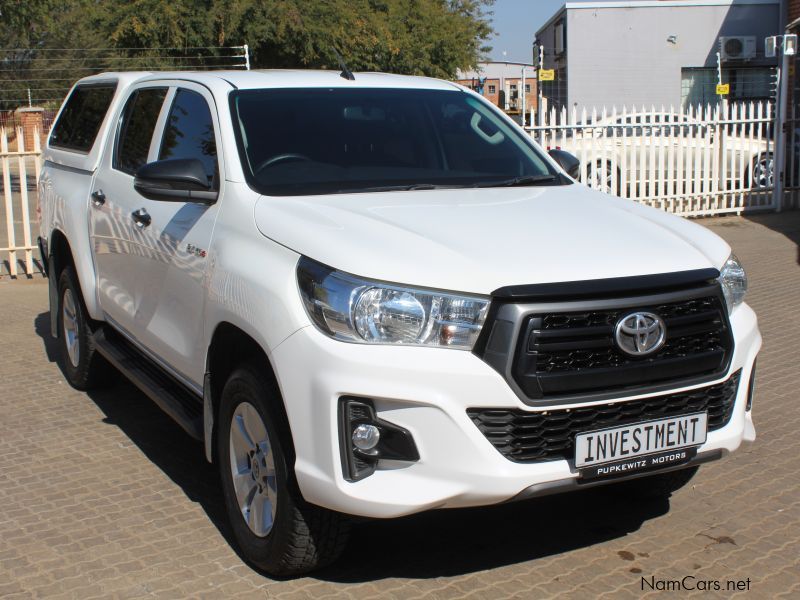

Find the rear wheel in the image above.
[
  {"left": 217, "top": 362, "right": 350, "bottom": 576},
  {"left": 56, "top": 266, "right": 112, "bottom": 390},
  {"left": 618, "top": 466, "right": 699, "bottom": 500}
]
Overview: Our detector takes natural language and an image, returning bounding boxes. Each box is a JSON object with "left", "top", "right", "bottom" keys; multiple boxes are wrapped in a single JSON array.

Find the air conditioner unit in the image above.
[{"left": 719, "top": 36, "right": 757, "bottom": 60}]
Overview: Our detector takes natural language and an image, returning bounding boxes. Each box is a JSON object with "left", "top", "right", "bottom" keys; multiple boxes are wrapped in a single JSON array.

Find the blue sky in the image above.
[{"left": 487, "top": 0, "right": 602, "bottom": 63}]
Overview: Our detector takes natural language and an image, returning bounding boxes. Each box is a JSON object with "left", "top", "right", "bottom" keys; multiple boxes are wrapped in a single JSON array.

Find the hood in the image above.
[{"left": 253, "top": 185, "right": 730, "bottom": 295}]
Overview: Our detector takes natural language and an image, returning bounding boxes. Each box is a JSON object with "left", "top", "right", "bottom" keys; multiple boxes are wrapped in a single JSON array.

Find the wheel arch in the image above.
[
  {"left": 204, "top": 321, "right": 290, "bottom": 464},
  {"left": 47, "top": 229, "right": 81, "bottom": 338},
  {"left": 47, "top": 226, "right": 103, "bottom": 324}
]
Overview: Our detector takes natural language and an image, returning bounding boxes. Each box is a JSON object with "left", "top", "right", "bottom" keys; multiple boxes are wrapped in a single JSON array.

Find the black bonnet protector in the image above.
[{"left": 490, "top": 268, "right": 721, "bottom": 302}]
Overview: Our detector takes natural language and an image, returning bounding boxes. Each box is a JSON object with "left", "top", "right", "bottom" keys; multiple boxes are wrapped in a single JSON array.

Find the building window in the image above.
[
  {"left": 555, "top": 21, "right": 565, "bottom": 55},
  {"left": 681, "top": 67, "right": 775, "bottom": 109},
  {"left": 525, "top": 84, "right": 531, "bottom": 93},
  {"left": 488, "top": 85, "right": 496, "bottom": 94}
]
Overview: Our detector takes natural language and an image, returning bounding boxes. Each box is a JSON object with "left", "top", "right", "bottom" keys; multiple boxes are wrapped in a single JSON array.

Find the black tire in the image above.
[
  {"left": 618, "top": 466, "right": 699, "bottom": 500},
  {"left": 217, "top": 361, "right": 350, "bottom": 576},
  {"left": 56, "top": 266, "right": 113, "bottom": 390}
]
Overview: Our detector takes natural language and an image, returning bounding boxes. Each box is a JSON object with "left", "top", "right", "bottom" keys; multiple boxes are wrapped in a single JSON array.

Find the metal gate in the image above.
[
  {"left": 527, "top": 102, "right": 776, "bottom": 217},
  {"left": 1, "top": 127, "right": 41, "bottom": 277}
]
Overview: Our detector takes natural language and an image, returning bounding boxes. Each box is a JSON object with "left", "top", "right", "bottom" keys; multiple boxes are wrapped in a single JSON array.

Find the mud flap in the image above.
[
  {"left": 48, "top": 252, "right": 58, "bottom": 339},
  {"left": 203, "top": 372, "right": 214, "bottom": 463}
]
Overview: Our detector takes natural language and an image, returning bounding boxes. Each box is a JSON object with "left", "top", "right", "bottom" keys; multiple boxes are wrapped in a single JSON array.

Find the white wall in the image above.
[{"left": 539, "top": 1, "right": 780, "bottom": 110}]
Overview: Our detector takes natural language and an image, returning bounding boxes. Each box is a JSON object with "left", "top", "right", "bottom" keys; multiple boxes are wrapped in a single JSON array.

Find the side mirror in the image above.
[
  {"left": 134, "top": 158, "right": 218, "bottom": 203},
  {"left": 548, "top": 149, "right": 581, "bottom": 180}
]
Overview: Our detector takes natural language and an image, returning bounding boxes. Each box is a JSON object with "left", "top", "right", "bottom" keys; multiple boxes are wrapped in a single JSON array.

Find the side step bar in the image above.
[{"left": 92, "top": 328, "right": 204, "bottom": 440}]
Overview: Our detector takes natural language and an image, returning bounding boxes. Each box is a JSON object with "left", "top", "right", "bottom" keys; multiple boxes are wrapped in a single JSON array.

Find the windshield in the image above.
[{"left": 231, "top": 88, "right": 561, "bottom": 196}]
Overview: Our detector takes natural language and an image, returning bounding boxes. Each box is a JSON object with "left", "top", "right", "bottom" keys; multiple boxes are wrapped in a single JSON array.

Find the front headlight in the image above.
[
  {"left": 718, "top": 253, "right": 747, "bottom": 314},
  {"left": 297, "top": 257, "right": 489, "bottom": 349}
]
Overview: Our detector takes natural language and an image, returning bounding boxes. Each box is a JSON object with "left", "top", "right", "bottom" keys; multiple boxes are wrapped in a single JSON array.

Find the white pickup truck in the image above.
[{"left": 38, "top": 69, "right": 761, "bottom": 576}]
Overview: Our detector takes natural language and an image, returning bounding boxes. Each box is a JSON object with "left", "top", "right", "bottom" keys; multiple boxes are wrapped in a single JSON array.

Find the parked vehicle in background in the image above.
[
  {"left": 531, "top": 104, "right": 774, "bottom": 214},
  {"left": 577, "top": 111, "right": 773, "bottom": 192},
  {"left": 38, "top": 70, "right": 760, "bottom": 576}
]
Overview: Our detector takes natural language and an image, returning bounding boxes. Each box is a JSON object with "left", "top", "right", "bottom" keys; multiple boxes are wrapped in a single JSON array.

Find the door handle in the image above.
[
  {"left": 131, "top": 208, "right": 152, "bottom": 229},
  {"left": 91, "top": 190, "right": 106, "bottom": 207}
]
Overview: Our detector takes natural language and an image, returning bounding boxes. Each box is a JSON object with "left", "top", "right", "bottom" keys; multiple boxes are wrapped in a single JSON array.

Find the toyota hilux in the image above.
[{"left": 38, "top": 69, "right": 760, "bottom": 575}]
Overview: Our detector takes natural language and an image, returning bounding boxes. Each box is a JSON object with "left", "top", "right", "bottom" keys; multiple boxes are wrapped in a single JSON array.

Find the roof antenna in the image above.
[{"left": 332, "top": 47, "right": 355, "bottom": 81}]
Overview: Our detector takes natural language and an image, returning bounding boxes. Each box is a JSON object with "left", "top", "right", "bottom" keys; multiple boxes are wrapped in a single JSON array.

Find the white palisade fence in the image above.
[
  {"left": 1, "top": 127, "right": 41, "bottom": 277},
  {"left": 528, "top": 102, "right": 776, "bottom": 217}
]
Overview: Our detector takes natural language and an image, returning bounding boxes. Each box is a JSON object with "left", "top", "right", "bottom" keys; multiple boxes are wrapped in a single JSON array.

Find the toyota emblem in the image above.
[{"left": 614, "top": 312, "right": 666, "bottom": 356}]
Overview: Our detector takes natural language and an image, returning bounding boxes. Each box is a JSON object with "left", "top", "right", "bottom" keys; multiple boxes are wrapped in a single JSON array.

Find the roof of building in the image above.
[
  {"left": 537, "top": 0, "right": 779, "bottom": 36},
  {"left": 457, "top": 61, "right": 535, "bottom": 81}
]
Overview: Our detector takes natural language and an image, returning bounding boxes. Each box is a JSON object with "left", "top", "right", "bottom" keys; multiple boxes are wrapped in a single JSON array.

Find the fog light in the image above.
[
  {"left": 339, "top": 397, "right": 420, "bottom": 481},
  {"left": 352, "top": 423, "right": 380, "bottom": 451}
]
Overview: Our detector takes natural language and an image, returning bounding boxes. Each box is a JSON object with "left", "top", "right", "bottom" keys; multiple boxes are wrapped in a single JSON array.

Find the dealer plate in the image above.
[{"left": 575, "top": 412, "right": 707, "bottom": 477}]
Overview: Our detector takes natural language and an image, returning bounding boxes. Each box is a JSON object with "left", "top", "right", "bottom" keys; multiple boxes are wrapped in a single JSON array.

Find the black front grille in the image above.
[
  {"left": 514, "top": 292, "right": 733, "bottom": 400},
  {"left": 468, "top": 371, "right": 740, "bottom": 463}
]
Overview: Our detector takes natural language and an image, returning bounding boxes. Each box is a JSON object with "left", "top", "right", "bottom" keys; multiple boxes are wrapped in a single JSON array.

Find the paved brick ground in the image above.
[{"left": 1, "top": 213, "right": 799, "bottom": 599}]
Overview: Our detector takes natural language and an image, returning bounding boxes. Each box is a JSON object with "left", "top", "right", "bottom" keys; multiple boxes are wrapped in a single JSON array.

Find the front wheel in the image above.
[
  {"left": 217, "top": 362, "right": 350, "bottom": 576},
  {"left": 584, "top": 161, "right": 618, "bottom": 192},
  {"left": 749, "top": 153, "right": 774, "bottom": 189}
]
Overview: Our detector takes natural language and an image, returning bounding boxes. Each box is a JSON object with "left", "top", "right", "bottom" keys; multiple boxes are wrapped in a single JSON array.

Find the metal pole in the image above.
[
  {"left": 538, "top": 45, "right": 545, "bottom": 118},
  {"left": 27, "top": 88, "right": 32, "bottom": 107},
  {"left": 243, "top": 44, "right": 250, "bottom": 71},
  {"left": 716, "top": 51, "right": 727, "bottom": 193},
  {"left": 773, "top": 50, "right": 789, "bottom": 212},
  {"left": 521, "top": 66, "right": 526, "bottom": 127}
]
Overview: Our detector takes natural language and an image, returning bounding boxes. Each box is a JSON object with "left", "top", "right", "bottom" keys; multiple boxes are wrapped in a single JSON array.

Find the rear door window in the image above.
[
  {"left": 158, "top": 89, "right": 218, "bottom": 186},
  {"left": 115, "top": 88, "right": 168, "bottom": 175},
  {"left": 50, "top": 83, "right": 117, "bottom": 152}
]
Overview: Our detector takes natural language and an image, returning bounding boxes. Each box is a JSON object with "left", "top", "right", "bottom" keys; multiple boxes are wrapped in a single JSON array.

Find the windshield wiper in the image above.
[
  {"left": 335, "top": 183, "right": 460, "bottom": 194},
  {"left": 472, "top": 174, "right": 558, "bottom": 188}
]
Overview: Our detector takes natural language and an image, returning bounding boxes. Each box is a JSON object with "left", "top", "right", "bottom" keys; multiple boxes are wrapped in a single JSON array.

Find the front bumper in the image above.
[{"left": 271, "top": 303, "right": 760, "bottom": 519}]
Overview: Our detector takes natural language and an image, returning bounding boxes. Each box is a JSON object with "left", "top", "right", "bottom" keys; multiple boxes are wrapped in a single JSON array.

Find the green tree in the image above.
[{"left": 0, "top": 0, "right": 494, "bottom": 109}]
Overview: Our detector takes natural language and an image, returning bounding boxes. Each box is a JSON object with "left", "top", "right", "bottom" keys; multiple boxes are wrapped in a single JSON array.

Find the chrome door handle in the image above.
[
  {"left": 91, "top": 190, "right": 106, "bottom": 207},
  {"left": 131, "top": 208, "right": 151, "bottom": 229}
]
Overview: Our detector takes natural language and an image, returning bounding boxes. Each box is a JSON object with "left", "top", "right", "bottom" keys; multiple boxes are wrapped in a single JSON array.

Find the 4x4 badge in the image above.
[{"left": 186, "top": 243, "right": 207, "bottom": 258}]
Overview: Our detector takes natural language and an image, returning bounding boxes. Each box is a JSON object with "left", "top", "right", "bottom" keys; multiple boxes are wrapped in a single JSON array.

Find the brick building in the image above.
[{"left": 455, "top": 61, "right": 537, "bottom": 118}]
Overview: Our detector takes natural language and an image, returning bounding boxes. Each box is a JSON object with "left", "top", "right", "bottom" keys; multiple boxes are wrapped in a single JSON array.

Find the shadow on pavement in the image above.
[
  {"left": 34, "top": 311, "right": 670, "bottom": 581},
  {"left": 745, "top": 210, "right": 800, "bottom": 265},
  {"left": 33, "top": 311, "right": 236, "bottom": 550}
]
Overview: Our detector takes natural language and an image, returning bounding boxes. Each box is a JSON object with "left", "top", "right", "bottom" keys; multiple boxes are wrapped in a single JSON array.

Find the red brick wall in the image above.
[
  {"left": 454, "top": 78, "right": 502, "bottom": 107},
  {"left": 504, "top": 78, "right": 538, "bottom": 113},
  {"left": 790, "top": 0, "right": 800, "bottom": 21}
]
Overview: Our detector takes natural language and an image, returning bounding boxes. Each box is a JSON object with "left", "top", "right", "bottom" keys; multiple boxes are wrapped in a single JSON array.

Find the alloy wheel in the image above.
[
  {"left": 62, "top": 288, "right": 80, "bottom": 367},
  {"left": 752, "top": 156, "right": 774, "bottom": 188},
  {"left": 229, "top": 401, "right": 278, "bottom": 537}
]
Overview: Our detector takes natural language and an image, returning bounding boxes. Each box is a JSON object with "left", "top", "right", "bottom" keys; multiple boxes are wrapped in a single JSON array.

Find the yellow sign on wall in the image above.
[
  {"left": 716, "top": 83, "right": 730, "bottom": 96},
  {"left": 539, "top": 69, "right": 555, "bottom": 82}
]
